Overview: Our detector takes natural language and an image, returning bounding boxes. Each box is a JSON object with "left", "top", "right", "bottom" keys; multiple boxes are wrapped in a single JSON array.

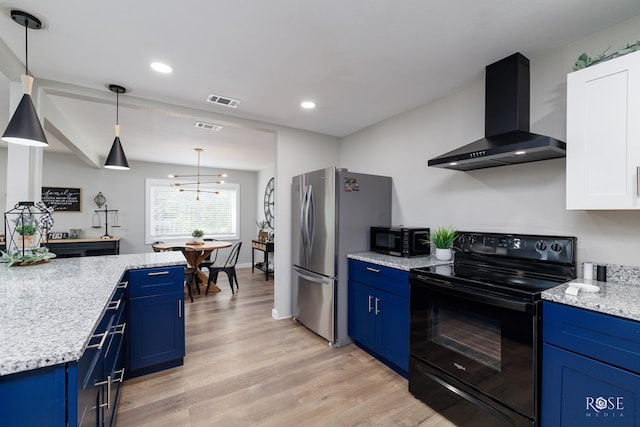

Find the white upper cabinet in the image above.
[{"left": 566, "top": 50, "right": 640, "bottom": 209}]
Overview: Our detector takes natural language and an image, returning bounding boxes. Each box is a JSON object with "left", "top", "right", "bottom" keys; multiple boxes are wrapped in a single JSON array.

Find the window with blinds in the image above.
[{"left": 145, "top": 179, "right": 239, "bottom": 243}]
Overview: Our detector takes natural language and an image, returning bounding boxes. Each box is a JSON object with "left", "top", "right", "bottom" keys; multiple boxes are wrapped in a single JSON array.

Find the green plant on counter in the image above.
[
  {"left": 191, "top": 229, "right": 205, "bottom": 238},
  {"left": 427, "top": 226, "right": 457, "bottom": 249},
  {"left": 256, "top": 220, "right": 269, "bottom": 231},
  {"left": 0, "top": 247, "right": 57, "bottom": 266},
  {"left": 13, "top": 214, "right": 38, "bottom": 235}
]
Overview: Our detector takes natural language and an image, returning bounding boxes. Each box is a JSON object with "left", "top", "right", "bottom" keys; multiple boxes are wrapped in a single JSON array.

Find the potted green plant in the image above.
[
  {"left": 256, "top": 220, "right": 269, "bottom": 242},
  {"left": 191, "top": 229, "right": 205, "bottom": 244},
  {"left": 430, "top": 226, "right": 457, "bottom": 261},
  {"left": 13, "top": 214, "right": 39, "bottom": 249}
]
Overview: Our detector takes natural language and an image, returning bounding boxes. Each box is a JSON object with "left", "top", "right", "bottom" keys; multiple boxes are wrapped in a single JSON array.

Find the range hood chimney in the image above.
[{"left": 428, "top": 53, "right": 565, "bottom": 171}]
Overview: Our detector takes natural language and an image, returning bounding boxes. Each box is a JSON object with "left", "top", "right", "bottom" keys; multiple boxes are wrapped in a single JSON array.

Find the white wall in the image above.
[
  {"left": 340, "top": 15, "right": 640, "bottom": 269},
  {"left": 40, "top": 151, "right": 258, "bottom": 266}
]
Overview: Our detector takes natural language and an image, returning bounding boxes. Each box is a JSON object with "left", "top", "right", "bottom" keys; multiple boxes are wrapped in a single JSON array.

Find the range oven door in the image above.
[{"left": 409, "top": 275, "right": 538, "bottom": 422}]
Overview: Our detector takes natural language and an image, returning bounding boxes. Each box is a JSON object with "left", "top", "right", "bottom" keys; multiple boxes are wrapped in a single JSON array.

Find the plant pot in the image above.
[
  {"left": 435, "top": 247, "right": 452, "bottom": 261},
  {"left": 16, "top": 235, "right": 35, "bottom": 250},
  {"left": 258, "top": 231, "right": 269, "bottom": 242}
]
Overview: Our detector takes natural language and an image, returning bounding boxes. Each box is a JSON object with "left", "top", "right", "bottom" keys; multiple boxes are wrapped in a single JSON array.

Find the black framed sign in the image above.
[{"left": 41, "top": 187, "right": 82, "bottom": 212}]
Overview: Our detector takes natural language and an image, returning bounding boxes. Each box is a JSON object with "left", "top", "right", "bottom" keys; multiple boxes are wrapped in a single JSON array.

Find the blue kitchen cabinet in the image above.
[
  {"left": 541, "top": 302, "right": 640, "bottom": 426},
  {"left": 0, "top": 365, "right": 66, "bottom": 426},
  {"left": 348, "top": 259, "right": 409, "bottom": 377},
  {"left": 126, "top": 266, "right": 185, "bottom": 378}
]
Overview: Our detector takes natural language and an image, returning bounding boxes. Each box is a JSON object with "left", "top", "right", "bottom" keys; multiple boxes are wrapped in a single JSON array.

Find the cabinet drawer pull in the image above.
[
  {"left": 113, "top": 368, "right": 125, "bottom": 384},
  {"left": 117, "top": 280, "right": 128, "bottom": 289},
  {"left": 107, "top": 298, "right": 122, "bottom": 311},
  {"left": 375, "top": 297, "right": 380, "bottom": 315},
  {"left": 178, "top": 300, "right": 182, "bottom": 318},
  {"left": 148, "top": 271, "right": 170, "bottom": 276},
  {"left": 368, "top": 295, "right": 373, "bottom": 313},
  {"left": 114, "top": 323, "right": 126, "bottom": 335},
  {"left": 88, "top": 331, "right": 109, "bottom": 350},
  {"left": 96, "top": 375, "right": 111, "bottom": 409},
  {"left": 366, "top": 267, "right": 380, "bottom": 273}
]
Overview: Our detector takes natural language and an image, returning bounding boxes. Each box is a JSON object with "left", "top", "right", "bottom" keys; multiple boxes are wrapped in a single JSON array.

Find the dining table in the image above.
[{"left": 152, "top": 240, "right": 232, "bottom": 293}]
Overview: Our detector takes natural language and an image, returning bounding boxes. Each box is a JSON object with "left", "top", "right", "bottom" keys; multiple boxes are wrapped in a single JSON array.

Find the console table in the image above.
[
  {"left": 47, "top": 237, "right": 120, "bottom": 258},
  {"left": 251, "top": 240, "right": 274, "bottom": 280}
]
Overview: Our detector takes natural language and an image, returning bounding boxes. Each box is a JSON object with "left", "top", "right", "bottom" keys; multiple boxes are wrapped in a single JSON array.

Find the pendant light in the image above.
[
  {"left": 1, "top": 10, "right": 48, "bottom": 147},
  {"left": 169, "top": 148, "right": 226, "bottom": 201},
  {"left": 104, "top": 84, "right": 130, "bottom": 170}
]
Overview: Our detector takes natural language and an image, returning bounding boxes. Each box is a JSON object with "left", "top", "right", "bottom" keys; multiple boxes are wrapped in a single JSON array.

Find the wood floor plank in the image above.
[{"left": 117, "top": 268, "right": 455, "bottom": 426}]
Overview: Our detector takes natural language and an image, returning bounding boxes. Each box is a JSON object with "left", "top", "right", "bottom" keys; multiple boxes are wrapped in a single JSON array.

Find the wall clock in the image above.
[{"left": 264, "top": 177, "right": 275, "bottom": 229}]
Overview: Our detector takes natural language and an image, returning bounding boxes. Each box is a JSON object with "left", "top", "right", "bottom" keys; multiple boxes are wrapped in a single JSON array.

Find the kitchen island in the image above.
[{"left": 0, "top": 251, "right": 186, "bottom": 426}]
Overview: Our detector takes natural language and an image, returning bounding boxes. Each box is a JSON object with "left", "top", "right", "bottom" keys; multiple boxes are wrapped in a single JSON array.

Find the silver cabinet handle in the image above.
[
  {"left": 148, "top": 271, "right": 170, "bottom": 276},
  {"left": 178, "top": 300, "right": 182, "bottom": 318},
  {"left": 88, "top": 331, "right": 109, "bottom": 350},
  {"left": 114, "top": 323, "right": 126, "bottom": 335},
  {"left": 96, "top": 375, "right": 111, "bottom": 409},
  {"left": 117, "top": 280, "right": 128, "bottom": 289},
  {"left": 366, "top": 267, "right": 380, "bottom": 273},
  {"left": 375, "top": 297, "right": 380, "bottom": 315},
  {"left": 107, "top": 298, "right": 122, "bottom": 311},
  {"left": 637, "top": 166, "right": 640, "bottom": 197},
  {"left": 367, "top": 295, "right": 373, "bottom": 313},
  {"left": 113, "top": 368, "right": 125, "bottom": 383}
]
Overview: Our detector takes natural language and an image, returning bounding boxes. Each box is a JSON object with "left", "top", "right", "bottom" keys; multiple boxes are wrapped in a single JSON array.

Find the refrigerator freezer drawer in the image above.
[{"left": 293, "top": 266, "right": 336, "bottom": 343}]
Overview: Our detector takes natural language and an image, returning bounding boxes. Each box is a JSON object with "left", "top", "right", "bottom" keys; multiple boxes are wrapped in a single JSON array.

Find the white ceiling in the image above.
[{"left": 1, "top": 0, "right": 640, "bottom": 170}]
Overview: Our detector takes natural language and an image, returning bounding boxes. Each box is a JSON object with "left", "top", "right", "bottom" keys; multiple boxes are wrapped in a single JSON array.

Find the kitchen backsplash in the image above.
[{"left": 584, "top": 262, "right": 640, "bottom": 285}]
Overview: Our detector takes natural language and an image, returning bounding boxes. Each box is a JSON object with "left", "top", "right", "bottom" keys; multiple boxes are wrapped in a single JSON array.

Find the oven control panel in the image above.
[{"left": 455, "top": 232, "right": 576, "bottom": 263}]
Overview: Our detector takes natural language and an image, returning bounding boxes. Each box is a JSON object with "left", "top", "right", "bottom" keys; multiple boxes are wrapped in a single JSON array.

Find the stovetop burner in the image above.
[{"left": 411, "top": 231, "right": 577, "bottom": 300}]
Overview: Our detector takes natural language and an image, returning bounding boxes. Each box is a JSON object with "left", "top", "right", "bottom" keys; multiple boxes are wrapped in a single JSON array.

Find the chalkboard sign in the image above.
[{"left": 41, "top": 187, "right": 82, "bottom": 212}]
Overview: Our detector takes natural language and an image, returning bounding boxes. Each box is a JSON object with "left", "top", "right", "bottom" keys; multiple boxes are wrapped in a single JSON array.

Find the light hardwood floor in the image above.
[{"left": 117, "top": 268, "right": 455, "bottom": 426}]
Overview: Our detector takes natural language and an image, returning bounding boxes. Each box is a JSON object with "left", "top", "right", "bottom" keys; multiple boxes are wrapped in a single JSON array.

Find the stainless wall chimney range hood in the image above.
[{"left": 428, "top": 53, "right": 566, "bottom": 171}]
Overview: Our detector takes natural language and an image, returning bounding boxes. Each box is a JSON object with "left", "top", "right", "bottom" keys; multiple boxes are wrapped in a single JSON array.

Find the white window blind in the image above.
[{"left": 145, "top": 179, "right": 239, "bottom": 243}]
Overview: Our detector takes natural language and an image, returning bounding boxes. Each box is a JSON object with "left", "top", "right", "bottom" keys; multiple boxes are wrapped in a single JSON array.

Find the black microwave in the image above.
[{"left": 370, "top": 227, "right": 431, "bottom": 257}]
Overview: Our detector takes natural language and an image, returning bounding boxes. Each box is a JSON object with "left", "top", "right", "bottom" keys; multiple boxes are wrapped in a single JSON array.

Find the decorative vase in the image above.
[
  {"left": 258, "top": 230, "right": 269, "bottom": 242},
  {"left": 435, "top": 247, "right": 452, "bottom": 261}
]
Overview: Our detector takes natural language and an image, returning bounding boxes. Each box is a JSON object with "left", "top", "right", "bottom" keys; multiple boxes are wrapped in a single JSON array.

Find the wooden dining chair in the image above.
[{"left": 205, "top": 241, "right": 242, "bottom": 295}]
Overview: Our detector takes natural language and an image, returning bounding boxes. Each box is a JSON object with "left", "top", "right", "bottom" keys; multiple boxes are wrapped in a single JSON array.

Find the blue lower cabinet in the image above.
[
  {"left": 542, "top": 343, "right": 640, "bottom": 426},
  {"left": 348, "top": 259, "right": 409, "bottom": 377},
  {"left": 541, "top": 302, "right": 640, "bottom": 426},
  {"left": 126, "top": 266, "right": 185, "bottom": 378},
  {"left": 0, "top": 365, "right": 66, "bottom": 427}
]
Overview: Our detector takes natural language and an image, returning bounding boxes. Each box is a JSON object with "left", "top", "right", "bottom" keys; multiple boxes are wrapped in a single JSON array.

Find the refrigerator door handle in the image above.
[
  {"left": 306, "top": 184, "right": 315, "bottom": 252},
  {"left": 293, "top": 266, "right": 332, "bottom": 284},
  {"left": 300, "top": 185, "right": 309, "bottom": 253}
]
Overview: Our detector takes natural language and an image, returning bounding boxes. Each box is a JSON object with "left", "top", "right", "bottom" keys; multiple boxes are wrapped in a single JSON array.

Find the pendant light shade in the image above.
[
  {"left": 104, "top": 84, "right": 130, "bottom": 170},
  {"left": 1, "top": 11, "right": 48, "bottom": 147}
]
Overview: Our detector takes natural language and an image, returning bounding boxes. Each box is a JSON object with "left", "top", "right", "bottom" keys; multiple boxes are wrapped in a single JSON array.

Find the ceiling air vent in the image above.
[
  {"left": 194, "top": 122, "right": 223, "bottom": 131},
  {"left": 206, "top": 94, "right": 241, "bottom": 108}
]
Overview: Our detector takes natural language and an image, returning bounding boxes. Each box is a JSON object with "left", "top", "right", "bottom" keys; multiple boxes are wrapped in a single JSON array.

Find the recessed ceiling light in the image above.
[
  {"left": 449, "top": 162, "right": 458, "bottom": 166},
  {"left": 150, "top": 62, "right": 172, "bottom": 74},
  {"left": 514, "top": 150, "right": 526, "bottom": 155},
  {"left": 301, "top": 101, "right": 316, "bottom": 109}
]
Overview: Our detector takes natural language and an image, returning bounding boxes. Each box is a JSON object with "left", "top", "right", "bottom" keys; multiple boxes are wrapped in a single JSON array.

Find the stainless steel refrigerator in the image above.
[{"left": 292, "top": 167, "right": 392, "bottom": 347}]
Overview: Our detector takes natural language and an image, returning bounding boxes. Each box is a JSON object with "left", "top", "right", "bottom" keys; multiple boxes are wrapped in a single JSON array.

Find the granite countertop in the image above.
[
  {"left": 542, "top": 279, "right": 640, "bottom": 322},
  {"left": 0, "top": 252, "right": 186, "bottom": 377},
  {"left": 347, "top": 251, "right": 452, "bottom": 271}
]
